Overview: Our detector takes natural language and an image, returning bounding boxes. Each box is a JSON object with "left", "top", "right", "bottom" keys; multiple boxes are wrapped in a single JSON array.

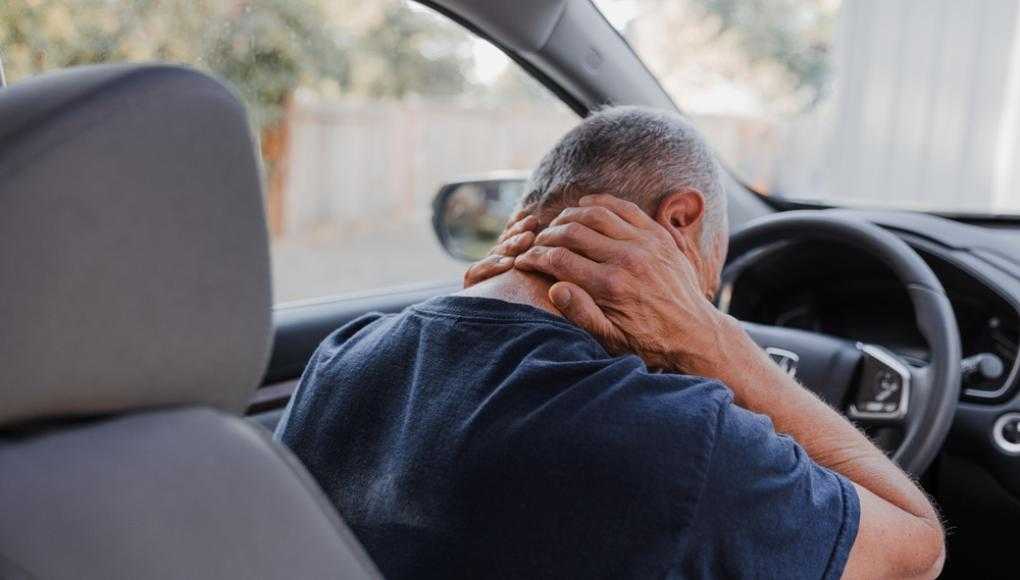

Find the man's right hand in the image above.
[{"left": 514, "top": 193, "right": 736, "bottom": 374}]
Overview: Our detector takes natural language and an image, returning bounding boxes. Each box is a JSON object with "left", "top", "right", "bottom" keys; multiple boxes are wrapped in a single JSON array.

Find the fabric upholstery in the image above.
[
  {"left": 0, "top": 409, "right": 381, "bottom": 579},
  {"left": 0, "top": 64, "right": 271, "bottom": 427}
]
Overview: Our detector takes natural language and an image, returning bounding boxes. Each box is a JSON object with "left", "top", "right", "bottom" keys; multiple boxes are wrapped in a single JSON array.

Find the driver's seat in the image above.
[{"left": 0, "top": 64, "right": 381, "bottom": 579}]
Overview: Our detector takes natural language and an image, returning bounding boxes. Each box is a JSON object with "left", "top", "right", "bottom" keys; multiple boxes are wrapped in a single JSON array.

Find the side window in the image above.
[{"left": 0, "top": 0, "right": 576, "bottom": 304}]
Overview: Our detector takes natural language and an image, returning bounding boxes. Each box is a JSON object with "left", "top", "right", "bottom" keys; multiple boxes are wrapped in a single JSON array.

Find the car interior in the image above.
[{"left": 2, "top": 0, "right": 1020, "bottom": 578}]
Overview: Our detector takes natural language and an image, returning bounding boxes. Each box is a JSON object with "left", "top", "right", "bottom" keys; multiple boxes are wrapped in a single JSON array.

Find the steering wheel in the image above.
[{"left": 724, "top": 210, "right": 961, "bottom": 475}]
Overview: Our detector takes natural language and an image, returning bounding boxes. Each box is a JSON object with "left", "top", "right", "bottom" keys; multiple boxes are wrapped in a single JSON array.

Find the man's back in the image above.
[{"left": 278, "top": 296, "right": 857, "bottom": 579}]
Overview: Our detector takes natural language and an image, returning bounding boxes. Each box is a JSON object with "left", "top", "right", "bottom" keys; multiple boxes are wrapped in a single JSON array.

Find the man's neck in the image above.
[{"left": 456, "top": 269, "right": 562, "bottom": 317}]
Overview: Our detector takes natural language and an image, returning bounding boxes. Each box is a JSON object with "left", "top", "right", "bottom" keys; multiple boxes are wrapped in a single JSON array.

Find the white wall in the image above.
[
  {"left": 779, "top": 0, "right": 1020, "bottom": 214},
  {"left": 281, "top": 97, "right": 575, "bottom": 234}
]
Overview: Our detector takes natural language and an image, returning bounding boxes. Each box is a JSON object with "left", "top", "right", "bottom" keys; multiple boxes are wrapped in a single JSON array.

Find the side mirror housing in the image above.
[{"left": 431, "top": 172, "right": 528, "bottom": 261}]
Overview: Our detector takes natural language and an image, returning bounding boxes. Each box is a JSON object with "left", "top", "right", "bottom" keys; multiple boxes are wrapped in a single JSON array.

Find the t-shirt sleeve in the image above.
[{"left": 679, "top": 399, "right": 860, "bottom": 580}]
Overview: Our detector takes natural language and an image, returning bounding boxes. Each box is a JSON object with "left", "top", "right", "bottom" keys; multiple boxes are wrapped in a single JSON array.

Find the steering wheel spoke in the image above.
[{"left": 846, "top": 343, "right": 913, "bottom": 426}]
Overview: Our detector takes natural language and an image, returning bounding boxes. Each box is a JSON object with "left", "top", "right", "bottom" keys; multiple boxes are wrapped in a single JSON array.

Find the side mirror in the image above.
[{"left": 431, "top": 172, "right": 528, "bottom": 261}]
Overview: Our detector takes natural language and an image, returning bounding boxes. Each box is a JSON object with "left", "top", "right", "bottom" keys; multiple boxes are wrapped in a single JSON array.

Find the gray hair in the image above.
[{"left": 521, "top": 106, "right": 727, "bottom": 253}]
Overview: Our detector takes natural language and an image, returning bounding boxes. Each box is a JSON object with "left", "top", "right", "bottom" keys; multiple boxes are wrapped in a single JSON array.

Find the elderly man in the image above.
[{"left": 277, "top": 107, "right": 944, "bottom": 579}]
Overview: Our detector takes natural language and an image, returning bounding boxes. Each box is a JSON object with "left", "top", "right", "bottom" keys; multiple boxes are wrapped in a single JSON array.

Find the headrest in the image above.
[{"left": 0, "top": 64, "right": 272, "bottom": 428}]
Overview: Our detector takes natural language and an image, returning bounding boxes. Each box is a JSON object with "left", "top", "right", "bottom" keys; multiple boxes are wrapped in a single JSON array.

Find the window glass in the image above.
[
  {"left": 0, "top": 0, "right": 576, "bottom": 303},
  {"left": 597, "top": 0, "right": 1020, "bottom": 216}
]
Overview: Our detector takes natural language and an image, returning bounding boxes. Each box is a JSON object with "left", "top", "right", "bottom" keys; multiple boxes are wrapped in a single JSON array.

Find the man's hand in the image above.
[
  {"left": 514, "top": 194, "right": 730, "bottom": 373},
  {"left": 462, "top": 210, "right": 539, "bottom": 288}
]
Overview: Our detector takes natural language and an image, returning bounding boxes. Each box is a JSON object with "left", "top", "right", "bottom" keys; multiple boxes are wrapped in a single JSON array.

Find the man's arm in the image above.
[
  {"left": 514, "top": 194, "right": 945, "bottom": 579},
  {"left": 693, "top": 320, "right": 944, "bottom": 579}
]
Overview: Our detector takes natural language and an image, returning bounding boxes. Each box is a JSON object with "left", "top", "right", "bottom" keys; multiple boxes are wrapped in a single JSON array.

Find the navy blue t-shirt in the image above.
[{"left": 277, "top": 296, "right": 859, "bottom": 579}]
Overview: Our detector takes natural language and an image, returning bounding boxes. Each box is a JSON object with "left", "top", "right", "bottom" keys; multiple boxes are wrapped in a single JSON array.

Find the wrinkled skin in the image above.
[
  {"left": 463, "top": 194, "right": 727, "bottom": 373},
  {"left": 514, "top": 194, "right": 728, "bottom": 373}
]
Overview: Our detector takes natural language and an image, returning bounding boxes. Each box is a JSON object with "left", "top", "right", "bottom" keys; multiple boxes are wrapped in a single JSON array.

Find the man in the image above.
[{"left": 278, "top": 107, "right": 944, "bottom": 579}]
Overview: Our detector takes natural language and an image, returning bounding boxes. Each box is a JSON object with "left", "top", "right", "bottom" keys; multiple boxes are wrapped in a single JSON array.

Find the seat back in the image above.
[
  {"left": 0, "top": 65, "right": 381, "bottom": 579},
  {"left": 1, "top": 409, "right": 381, "bottom": 579}
]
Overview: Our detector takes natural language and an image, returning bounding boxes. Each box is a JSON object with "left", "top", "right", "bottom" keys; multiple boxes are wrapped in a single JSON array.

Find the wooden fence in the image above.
[{"left": 277, "top": 98, "right": 576, "bottom": 235}]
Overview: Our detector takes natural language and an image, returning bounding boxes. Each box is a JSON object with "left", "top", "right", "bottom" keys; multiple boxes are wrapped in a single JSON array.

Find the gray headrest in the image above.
[{"left": 0, "top": 64, "right": 272, "bottom": 428}]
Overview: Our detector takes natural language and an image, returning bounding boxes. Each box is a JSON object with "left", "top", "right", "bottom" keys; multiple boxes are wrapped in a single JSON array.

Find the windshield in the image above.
[{"left": 597, "top": 0, "right": 1020, "bottom": 217}]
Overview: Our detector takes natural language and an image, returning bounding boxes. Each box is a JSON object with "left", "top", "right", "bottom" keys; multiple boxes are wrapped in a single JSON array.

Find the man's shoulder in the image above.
[
  {"left": 571, "top": 363, "right": 733, "bottom": 441},
  {"left": 474, "top": 365, "right": 735, "bottom": 531},
  {"left": 304, "top": 294, "right": 736, "bottom": 444},
  {"left": 519, "top": 352, "right": 734, "bottom": 422},
  {"left": 317, "top": 295, "right": 611, "bottom": 371},
  {"left": 497, "top": 355, "right": 735, "bottom": 469},
  {"left": 306, "top": 310, "right": 396, "bottom": 362}
]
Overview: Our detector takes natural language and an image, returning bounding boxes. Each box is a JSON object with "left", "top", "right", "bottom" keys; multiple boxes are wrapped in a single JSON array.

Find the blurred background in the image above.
[{"left": 2, "top": 0, "right": 1017, "bottom": 303}]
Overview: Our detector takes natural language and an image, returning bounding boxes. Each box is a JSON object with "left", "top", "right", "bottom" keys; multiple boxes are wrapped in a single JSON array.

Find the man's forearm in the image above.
[{"left": 679, "top": 314, "right": 939, "bottom": 525}]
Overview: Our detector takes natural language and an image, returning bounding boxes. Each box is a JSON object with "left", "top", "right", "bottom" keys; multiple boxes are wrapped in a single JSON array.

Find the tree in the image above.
[
  {"left": 621, "top": 0, "right": 838, "bottom": 115},
  {"left": 1, "top": 0, "right": 346, "bottom": 127},
  {"left": 343, "top": 1, "right": 471, "bottom": 99},
  {"left": 1, "top": 0, "right": 483, "bottom": 120},
  {"left": 689, "top": 0, "right": 837, "bottom": 107}
]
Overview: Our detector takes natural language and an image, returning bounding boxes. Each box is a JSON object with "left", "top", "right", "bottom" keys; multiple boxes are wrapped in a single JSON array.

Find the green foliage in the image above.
[
  {"left": 691, "top": 0, "right": 837, "bottom": 104},
  {"left": 202, "top": 0, "right": 348, "bottom": 126},
  {"left": 350, "top": 2, "right": 470, "bottom": 98},
  {"left": 0, "top": 0, "right": 474, "bottom": 128}
]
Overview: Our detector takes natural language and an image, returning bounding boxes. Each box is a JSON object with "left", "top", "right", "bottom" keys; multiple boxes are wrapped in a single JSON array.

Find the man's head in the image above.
[{"left": 517, "top": 106, "right": 728, "bottom": 297}]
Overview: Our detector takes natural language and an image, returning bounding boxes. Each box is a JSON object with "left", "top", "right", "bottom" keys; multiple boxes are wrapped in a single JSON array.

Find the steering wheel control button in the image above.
[
  {"left": 848, "top": 344, "right": 911, "bottom": 421},
  {"left": 765, "top": 347, "right": 799, "bottom": 377},
  {"left": 993, "top": 413, "right": 1020, "bottom": 455}
]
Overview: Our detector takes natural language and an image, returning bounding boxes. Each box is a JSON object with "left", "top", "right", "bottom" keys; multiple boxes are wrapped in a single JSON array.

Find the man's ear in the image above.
[
  {"left": 654, "top": 189, "right": 706, "bottom": 251},
  {"left": 654, "top": 189, "right": 720, "bottom": 300}
]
